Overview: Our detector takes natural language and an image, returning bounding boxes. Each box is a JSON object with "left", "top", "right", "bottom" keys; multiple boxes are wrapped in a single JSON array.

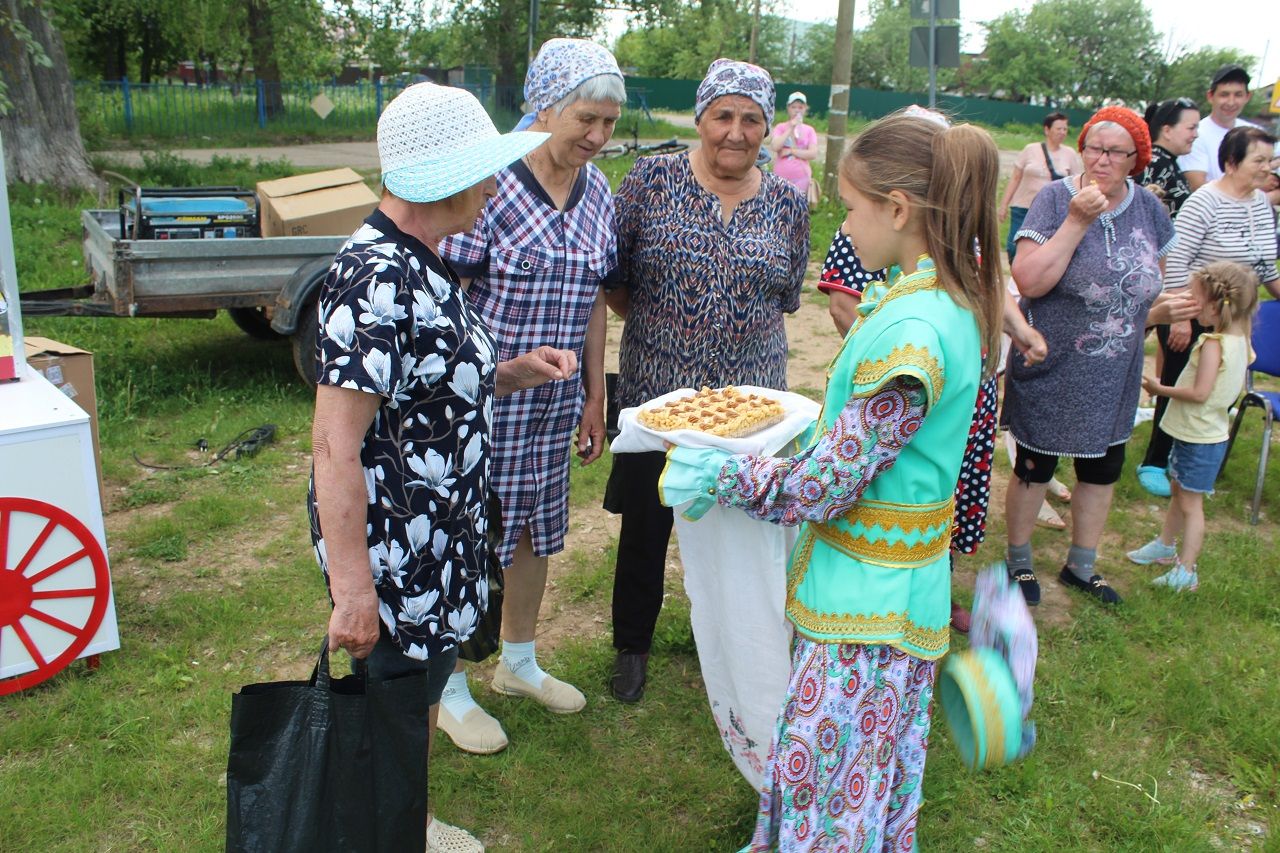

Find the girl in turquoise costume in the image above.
[{"left": 659, "top": 113, "right": 1002, "bottom": 850}]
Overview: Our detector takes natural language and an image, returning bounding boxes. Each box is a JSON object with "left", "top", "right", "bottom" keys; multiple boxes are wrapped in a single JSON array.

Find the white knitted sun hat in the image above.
[{"left": 378, "top": 83, "right": 549, "bottom": 203}]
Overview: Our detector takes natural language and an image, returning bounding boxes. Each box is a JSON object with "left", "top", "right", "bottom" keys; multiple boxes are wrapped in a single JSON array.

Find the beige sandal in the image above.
[{"left": 1036, "top": 502, "right": 1066, "bottom": 530}]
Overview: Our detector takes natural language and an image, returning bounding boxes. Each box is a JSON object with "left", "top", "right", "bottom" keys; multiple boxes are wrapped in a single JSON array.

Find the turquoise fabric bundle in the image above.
[{"left": 939, "top": 562, "right": 1038, "bottom": 770}]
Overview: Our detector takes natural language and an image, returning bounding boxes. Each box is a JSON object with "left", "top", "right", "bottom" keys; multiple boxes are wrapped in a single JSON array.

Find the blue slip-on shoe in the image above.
[{"left": 1136, "top": 465, "right": 1171, "bottom": 498}]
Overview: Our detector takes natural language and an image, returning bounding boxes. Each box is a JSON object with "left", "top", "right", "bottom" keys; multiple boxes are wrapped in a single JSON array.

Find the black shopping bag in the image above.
[{"left": 226, "top": 641, "right": 431, "bottom": 853}]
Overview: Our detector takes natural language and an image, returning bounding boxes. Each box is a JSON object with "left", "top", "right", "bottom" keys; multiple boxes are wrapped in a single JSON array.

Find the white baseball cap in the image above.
[
  {"left": 787, "top": 91, "right": 807, "bottom": 105},
  {"left": 378, "top": 83, "right": 549, "bottom": 203}
]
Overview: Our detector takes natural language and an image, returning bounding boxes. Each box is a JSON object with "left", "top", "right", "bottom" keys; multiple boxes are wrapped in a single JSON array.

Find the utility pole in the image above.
[
  {"left": 528, "top": 0, "right": 540, "bottom": 62},
  {"left": 823, "top": 0, "right": 855, "bottom": 197},
  {"left": 749, "top": 0, "right": 762, "bottom": 64}
]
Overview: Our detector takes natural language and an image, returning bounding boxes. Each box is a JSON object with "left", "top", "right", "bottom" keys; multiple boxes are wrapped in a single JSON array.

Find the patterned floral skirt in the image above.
[{"left": 749, "top": 639, "right": 936, "bottom": 852}]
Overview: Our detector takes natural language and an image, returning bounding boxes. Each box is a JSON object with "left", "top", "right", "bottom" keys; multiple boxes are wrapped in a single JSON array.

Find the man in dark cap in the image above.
[{"left": 1180, "top": 64, "right": 1255, "bottom": 191}]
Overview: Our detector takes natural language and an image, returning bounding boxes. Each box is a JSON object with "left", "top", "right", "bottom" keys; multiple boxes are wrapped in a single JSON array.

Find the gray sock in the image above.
[
  {"left": 1007, "top": 542, "right": 1033, "bottom": 576},
  {"left": 1066, "top": 545, "right": 1097, "bottom": 582}
]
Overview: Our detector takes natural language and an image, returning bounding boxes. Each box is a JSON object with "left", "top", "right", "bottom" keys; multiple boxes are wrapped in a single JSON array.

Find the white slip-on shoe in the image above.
[{"left": 490, "top": 660, "right": 586, "bottom": 713}]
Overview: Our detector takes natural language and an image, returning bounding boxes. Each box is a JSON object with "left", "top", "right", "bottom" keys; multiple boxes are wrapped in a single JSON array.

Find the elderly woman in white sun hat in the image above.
[
  {"left": 437, "top": 37, "right": 625, "bottom": 757},
  {"left": 308, "top": 82, "right": 576, "bottom": 853}
]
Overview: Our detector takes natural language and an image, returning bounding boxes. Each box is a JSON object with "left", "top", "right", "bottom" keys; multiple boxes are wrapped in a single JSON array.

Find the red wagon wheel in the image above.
[{"left": 0, "top": 497, "right": 110, "bottom": 696}]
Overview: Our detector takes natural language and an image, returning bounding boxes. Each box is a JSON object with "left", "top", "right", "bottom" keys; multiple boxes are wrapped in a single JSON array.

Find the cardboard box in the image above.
[
  {"left": 256, "top": 168, "right": 379, "bottom": 237},
  {"left": 24, "top": 336, "right": 105, "bottom": 505}
]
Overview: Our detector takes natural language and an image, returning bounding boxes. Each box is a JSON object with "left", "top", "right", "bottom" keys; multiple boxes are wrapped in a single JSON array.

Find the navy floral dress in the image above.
[{"left": 308, "top": 210, "right": 497, "bottom": 661}]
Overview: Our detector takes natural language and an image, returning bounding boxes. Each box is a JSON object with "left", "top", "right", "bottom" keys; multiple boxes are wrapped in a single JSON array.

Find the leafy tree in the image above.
[
  {"left": 849, "top": 0, "right": 955, "bottom": 93},
  {"left": 1150, "top": 46, "right": 1256, "bottom": 107},
  {"left": 776, "top": 20, "right": 835, "bottom": 85},
  {"left": 1, "top": 0, "right": 99, "bottom": 189},
  {"left": 614, "top": 0, "right": 789, "bottom": 81},
  {"left": 452, "top": 0, "right": 605, "bottom": 109},
  {"left": 971, "top": 0, "right": 1159, "bottom": 107}
]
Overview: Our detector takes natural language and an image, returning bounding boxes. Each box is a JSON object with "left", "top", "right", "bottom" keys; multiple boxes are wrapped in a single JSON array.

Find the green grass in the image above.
[{"left": 4, "top": 160, "right": 1279, "bottom": 851}]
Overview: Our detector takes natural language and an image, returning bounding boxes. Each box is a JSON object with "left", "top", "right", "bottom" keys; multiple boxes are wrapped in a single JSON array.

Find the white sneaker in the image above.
[
  {"left": 1127, "top": 537, "right": 1177, "bottom": 565},
  {"left": 1151, "top": 564, "right": 1199, "bottom": 592},
  {"left": 427, "top": 818, "right": 484, "bottom": 853}
]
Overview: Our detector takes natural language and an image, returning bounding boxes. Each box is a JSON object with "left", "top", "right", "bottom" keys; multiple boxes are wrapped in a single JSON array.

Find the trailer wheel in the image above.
[
  {"left": 228, "top": 307, "right": 287, "bottom": 340},
  {"left": 291, "top": 300, "right": 319, "bottom": 384}
]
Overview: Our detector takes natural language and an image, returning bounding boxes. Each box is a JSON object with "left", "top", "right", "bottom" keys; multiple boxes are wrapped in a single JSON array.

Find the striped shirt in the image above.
[{"left": 1164, "top": 183, "right": 1279, "bottom": 290}]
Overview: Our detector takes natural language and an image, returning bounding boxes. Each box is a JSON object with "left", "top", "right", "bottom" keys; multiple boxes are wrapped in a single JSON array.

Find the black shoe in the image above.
[
  {"left": 1008, "top": 566, "right": 1041, "bottom": 606},
  {"left": 610, "top": 652, "right": 648, "bottom": 704},
  {"left": 1058, "top": 567, "right": 1122, "bottom": 605}
]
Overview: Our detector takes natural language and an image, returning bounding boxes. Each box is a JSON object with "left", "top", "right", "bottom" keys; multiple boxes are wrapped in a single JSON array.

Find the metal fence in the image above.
[{"left": 75, "top": 79, "right": 529, "bottom": 139}]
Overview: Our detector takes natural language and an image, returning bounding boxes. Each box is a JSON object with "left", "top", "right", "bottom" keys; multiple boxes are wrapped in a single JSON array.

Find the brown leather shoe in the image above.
[{"left": 610, "top": 652, "right": 648, "bottom": 704}]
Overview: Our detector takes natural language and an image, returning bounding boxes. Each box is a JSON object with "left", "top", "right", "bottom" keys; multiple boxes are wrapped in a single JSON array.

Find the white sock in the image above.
[
  {"left": 501, "top": 640, "right": 548, "bottom": 689},
  {"left": 440, "top": 671, "right": 481, "bottom": 720}
]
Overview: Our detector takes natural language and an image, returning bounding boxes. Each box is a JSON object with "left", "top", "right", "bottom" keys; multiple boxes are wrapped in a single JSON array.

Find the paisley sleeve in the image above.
[{"left": 712, "top": 376, "right": 927, "bottom": 525}]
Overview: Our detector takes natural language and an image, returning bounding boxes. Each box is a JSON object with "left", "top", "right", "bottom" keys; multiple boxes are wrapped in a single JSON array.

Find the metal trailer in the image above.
[{"left": 20, "top": 210, "right": 344, "bottom": 381}]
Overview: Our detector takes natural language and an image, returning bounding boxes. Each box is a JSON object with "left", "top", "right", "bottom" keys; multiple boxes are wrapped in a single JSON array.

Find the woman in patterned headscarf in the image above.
[
  {"left": 603, "top": 58, "right": 810, "bottom": 704},
  {"left": 437, "top": 38, "right": 626, "bottom": 758}
]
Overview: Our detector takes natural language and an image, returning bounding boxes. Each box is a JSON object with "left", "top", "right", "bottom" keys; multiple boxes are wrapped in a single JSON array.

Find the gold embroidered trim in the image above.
[
  {"left": 785, "top": 532, "right": 950, "bottom": 657},
  {"left": 852, "top": 343, "right": 945, "bottom": 404},
  {"left": 976, "top": 667, "right": 1007, "bottom": 769},
  {"left": 809, "top": 498, "right": 954, "bottom": 569}
]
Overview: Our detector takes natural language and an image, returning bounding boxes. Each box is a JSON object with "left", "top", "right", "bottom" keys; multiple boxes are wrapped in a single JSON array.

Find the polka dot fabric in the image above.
[
  {"left": 951, "top": 374, "right": 997, "bottom": 554},
  {"left": 817, "top": 229, "right": 884, "bottom": 296}
]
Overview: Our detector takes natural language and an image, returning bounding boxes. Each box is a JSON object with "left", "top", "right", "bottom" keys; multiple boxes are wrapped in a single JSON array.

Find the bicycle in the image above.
[{"left": 595, "top": 124, "right": 689, "bottom": 159}]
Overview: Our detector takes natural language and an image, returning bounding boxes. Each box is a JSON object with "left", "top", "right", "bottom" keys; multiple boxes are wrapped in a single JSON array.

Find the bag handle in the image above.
[{"left": 312, "top": 637, "right": 368, "bottom": 694}]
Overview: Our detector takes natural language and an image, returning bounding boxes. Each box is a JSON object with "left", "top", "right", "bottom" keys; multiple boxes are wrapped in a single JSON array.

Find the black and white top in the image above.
[
  {"left": 1138, "top": 144, "right": 1192, "bottom": 219},
  {"left": 308, "top": 210, "right": 498, "bottom": 660},
  {"left": 1164, "top": 183, "right": 1279, "bottom": 291}
]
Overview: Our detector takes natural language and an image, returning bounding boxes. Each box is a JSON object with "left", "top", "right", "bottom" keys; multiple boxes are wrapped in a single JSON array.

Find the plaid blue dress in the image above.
[{"left": 441, "top": 161, "right": 618, "bottom": 566}]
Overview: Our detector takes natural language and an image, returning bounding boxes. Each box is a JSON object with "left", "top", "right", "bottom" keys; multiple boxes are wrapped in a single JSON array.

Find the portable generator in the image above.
[{"left": 119, "top": 186, "right": 260, "bottom": 240}]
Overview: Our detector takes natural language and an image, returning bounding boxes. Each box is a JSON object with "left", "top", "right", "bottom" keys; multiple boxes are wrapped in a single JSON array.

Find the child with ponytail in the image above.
[
  {"left": 658, "top": 111, "right": 1002, "bottom": 850},
  {"left": 1128, "top": 261, "right": 1259, "bottom": 591}
]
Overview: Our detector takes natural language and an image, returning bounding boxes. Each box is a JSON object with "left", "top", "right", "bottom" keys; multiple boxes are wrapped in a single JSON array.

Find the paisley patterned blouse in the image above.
[
  {"left": 308, "top": 211, "right": 497, "bottom": 661},
  {"left": 610, "top": 153, "right": 809, "bottom": 409}
]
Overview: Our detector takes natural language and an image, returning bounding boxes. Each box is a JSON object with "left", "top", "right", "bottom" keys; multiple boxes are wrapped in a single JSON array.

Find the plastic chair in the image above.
[{"left": 1221, "top": 300, "right": 1280, "bottom": 524}]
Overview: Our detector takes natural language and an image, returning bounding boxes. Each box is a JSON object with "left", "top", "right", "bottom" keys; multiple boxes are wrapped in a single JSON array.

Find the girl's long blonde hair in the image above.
[{"left": 839, "top": 113, "right": 1003, "bottom": 376}]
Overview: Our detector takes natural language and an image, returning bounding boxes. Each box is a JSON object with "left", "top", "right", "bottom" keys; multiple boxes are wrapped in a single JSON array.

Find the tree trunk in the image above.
[
  {"left": 0, "top": 0, "right": 101, "bottom": 191},
  {"left": 246, "top": 0, "right": 284, "bottom": 118}
]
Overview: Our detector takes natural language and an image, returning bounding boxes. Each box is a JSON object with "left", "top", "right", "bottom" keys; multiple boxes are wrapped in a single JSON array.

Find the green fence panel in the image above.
[{"left": 622, "top": 75, "right": 1092, "bottom": 127}]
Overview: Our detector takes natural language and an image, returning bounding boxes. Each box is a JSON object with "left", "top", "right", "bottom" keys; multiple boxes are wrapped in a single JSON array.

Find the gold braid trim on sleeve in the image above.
[{"left": 852, "top": 343, "right": 944, "bottom": 406}]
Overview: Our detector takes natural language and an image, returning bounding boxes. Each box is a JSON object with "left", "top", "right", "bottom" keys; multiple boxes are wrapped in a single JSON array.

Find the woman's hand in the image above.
[
  {"left": 1067, "top": 183, "right": 1107, "bottom": 226},
  {"left": 998, "top": 205, "right": 1008, "bottom": 222},
  {"left": 496, "top": 346, "right": 579, "bottom": 396},
  {"left": 1011, "top": 324, "right": 1048, "bottom": 366},
  {"left": 1148, "top": 291, "right": 1198, "bottom": 326},
  {"left": 576, "top": 398, "right": 606, "bottom": 465},
  {"left": 1166, "top": 320, "right": 1192, "bottom": 352},
  {"left": 328, "top": 588, "right": 380, "bottom": 660}
]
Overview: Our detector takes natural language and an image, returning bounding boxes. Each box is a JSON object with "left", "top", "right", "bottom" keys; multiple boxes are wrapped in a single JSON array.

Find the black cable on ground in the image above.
[{"left": 132, "top": 424, "right": 277, "bottom": 471}]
